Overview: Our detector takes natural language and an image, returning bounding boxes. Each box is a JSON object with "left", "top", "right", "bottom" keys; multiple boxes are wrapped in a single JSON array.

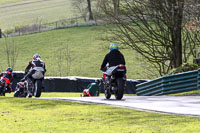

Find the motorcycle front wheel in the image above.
[
  {"left": 115, "top": 78, "right": 125, "bottom": 100},
  {"left": 0, "top": 86, "right": 5, "bottom": 96},
  {"left": 14, "top": 90, "right": 27, "bottom": 97},
  {"left": 14, "top": 91, "right": 20, "bottom": 97},
  {"left": 104, "top": 84, "right": 111, "bottom": 99}
]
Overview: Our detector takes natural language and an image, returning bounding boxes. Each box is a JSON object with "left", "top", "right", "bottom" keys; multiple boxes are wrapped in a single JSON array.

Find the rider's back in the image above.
[
  {"left": 31, "top": 60, "right": 45, "bottom": 68},
  {"left": 104, "top": 49, "right": 125, "bottom": 67}
]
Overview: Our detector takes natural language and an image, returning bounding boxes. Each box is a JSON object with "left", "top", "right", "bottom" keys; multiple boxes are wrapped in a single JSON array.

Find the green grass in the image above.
[
  {"left": 0, "top": 26, "right": 145, "bottom": 79},
  {"left": 0, "top": 95, "right": 200, "bottom": 133},
  {"left": 165, "top": 90, "right": 200, "bottom": 96},
  {"left": 0, "top": 0, "right": 74, "bottom": 29}
]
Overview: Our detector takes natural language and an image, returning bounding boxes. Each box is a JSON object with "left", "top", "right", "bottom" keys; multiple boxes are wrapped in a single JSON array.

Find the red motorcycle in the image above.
[
  {"left": 0, "top": 77, "right": 11, "bottom": 96},
  {"left": 102, "top": 64, "right": 126, "bottom": 100}
]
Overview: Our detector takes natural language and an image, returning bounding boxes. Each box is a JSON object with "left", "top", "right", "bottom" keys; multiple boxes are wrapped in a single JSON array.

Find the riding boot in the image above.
[
  {"left": 26, "top": 78, "right": 33, "bottom": 98},
  {"left": 27, "top": 93, "right": 32, "bottom": 98},
  {"left": 27, "top": 87, "right": 32, "bottom": 98}
]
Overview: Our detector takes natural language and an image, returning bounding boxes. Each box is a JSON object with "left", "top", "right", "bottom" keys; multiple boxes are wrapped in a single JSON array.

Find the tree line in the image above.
[{"left": 74, "top": 0, "right": 200, "bottom": 77}]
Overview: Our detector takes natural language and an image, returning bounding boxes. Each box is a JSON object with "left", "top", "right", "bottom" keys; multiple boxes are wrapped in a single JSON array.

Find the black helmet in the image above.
[
  {"left": 95, "top": 79, "right": 101, "bottom": 85},
  {"left": 6, "top": 67, "right": 12, "bottom": 73}
]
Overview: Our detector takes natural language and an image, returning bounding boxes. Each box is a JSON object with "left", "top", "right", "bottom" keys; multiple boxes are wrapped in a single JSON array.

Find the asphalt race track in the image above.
[{"left": 40, "top": 96, "right": 200, "bottom": 117}]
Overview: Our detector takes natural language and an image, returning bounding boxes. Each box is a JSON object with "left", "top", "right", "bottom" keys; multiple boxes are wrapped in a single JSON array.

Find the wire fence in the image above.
[{"left": 1, "top": 16, "right": 101, "bottom": 38}]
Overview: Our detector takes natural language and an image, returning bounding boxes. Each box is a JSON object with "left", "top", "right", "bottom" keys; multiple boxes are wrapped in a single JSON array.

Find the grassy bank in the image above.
[
  {"left": 0, "top": 26, "right": 146, "bottom": 79},
  {"left": 0, "top": 0, "right": 153, "bottom": 80},
  {"left": 0, "top": 95, "right": 200, "bottom": 133}
]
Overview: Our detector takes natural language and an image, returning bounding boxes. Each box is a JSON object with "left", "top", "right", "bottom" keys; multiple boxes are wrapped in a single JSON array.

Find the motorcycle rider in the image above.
[
  {"left": 21, "top": 54, "right": 46, "bottom": 97},
  {"left": 0, "top": 67, "right": 14, "bottom": 95},
  {"left": 82, "top": 79, "right": 100, "bottom": 97},
  {"left": 100, "top": 43, "right": 126, "bottom": 84},
  {"left": 100, "top": 43, "right": 125, "bottom": 71}
]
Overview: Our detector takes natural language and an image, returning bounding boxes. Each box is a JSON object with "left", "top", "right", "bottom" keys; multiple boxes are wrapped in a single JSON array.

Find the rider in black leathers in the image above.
[
  {"left": 22, "top": 54, "right": 46, "bottom": 82},
  {"left": 100, "top": 43, "right": 125, "bottom": 71},
  {"left": 21, "top": 54, "right": 46, "bottom": 97},
  {"left": 0, "top": 67, "right": 14, "bottom": 93},
  {"left": 100, "top": 43, "right": 126, "bottom": 85}
]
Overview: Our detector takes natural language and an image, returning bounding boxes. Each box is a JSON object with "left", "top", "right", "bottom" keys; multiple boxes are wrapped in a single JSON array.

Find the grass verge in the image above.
[
  {"left": 165, "top": 90, "right": 200, "bottom": 96},
  {"left": 0, "top": 94, "right": 200, "bottom": 133}
]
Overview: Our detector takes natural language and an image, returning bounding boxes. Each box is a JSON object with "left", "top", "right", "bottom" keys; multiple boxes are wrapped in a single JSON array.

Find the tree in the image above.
[
  {"left": 71, "top": 0, "right": 94, "bottom": 21},
  {"left": 4, "top": 38, "right": 18, "bottom": 69},
  {"left": 87, "top": 0, "right": 94, "bottom": 20},
  {"left": 96, "top": 0, "right": 120, "bottom": 18},
  {"left": 54, "top": 43, "right": 75, "bottom": 76},
  {"left": 100, "top": 0, "right": 200, "bottom": 76},
  {"left": 113, "top": 0, "right": 120, "bottom": 18},
  {"left": 71, "top": 0, "right": 88, "bottom": 21}
]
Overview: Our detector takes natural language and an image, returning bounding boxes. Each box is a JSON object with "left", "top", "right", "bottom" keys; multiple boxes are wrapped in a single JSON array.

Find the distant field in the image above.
[
  {"left": 0, "top": 0, "right": 74, "bottom": 30},
  {"left": 0, "top": 0, "right": 22, "bottom": 3},
  {"left": 0, "top": 25, "right": 147, "bottom": 79}
]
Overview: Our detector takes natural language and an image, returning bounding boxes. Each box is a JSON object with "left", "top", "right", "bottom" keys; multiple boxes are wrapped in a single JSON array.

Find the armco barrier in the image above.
[
  {"left": 136, "top": 69, "right": 199, "bottom": 96},
  {"left": 11, "top": 72, "right": 147, "bottom": 94}
]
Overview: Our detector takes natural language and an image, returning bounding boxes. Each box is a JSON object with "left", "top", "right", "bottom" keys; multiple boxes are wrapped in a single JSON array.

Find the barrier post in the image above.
[
  {"left": 197, "top": 69, "right": 200, "bottom": 90},
  {"left": 0, "top": 29, "right": 2, "bottom": 38}
]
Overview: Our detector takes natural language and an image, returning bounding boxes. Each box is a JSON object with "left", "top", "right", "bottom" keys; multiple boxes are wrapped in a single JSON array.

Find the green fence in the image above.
[{"left": 136, "top": 69, "right": 199, "bottom": 96}]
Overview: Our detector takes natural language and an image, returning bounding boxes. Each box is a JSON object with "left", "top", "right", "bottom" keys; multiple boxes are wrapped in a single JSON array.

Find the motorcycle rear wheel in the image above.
[
  {"left": 34, "top": 80, "right": 42, "bottom": 97},
  {"left": 115, "top": 78, "right": 125, "bottom": 100}
]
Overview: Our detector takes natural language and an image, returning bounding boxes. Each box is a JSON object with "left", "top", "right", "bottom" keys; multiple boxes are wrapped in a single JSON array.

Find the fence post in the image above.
[
  {"left": 0, "top": 29, "right": 2, "bottom": 38},
  {"left": 76, "top": 18, "right": 78, "bottom": 26},
  {"left": 38, "top": 24, "right": 41, "bottom": 32},
  {"left": 18, "top": 29, "right": 21, "bottom": 36}
]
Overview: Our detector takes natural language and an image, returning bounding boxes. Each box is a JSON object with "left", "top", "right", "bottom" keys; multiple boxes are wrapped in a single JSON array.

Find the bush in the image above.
[
  {"left": 169, "top": 63, "right": 199, "bottom": 74},
  {"left": 4, "top": 29, "right": 14, "bottom": 35}
]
